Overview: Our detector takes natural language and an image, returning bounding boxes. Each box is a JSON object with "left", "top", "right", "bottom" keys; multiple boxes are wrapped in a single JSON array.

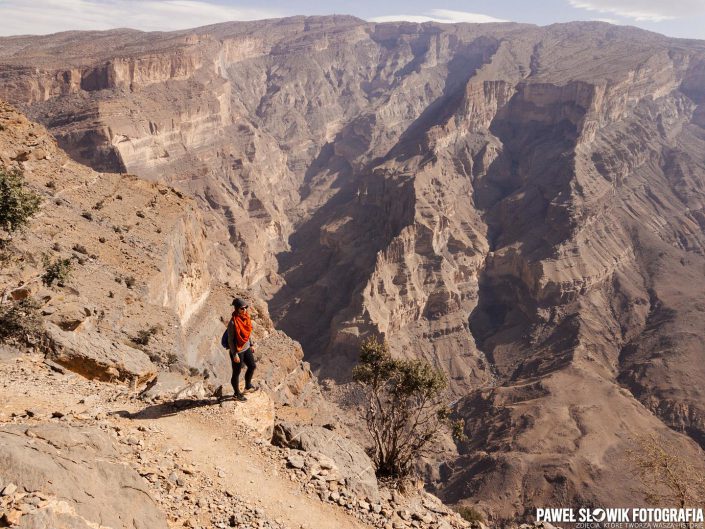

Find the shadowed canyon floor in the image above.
[{"left": 1, "top": 16, "right": 705, "bottom": 521}]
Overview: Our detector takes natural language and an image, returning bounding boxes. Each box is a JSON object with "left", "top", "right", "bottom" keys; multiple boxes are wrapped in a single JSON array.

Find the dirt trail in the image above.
[
  {"left": 0, "top": 351, "right": 373, "bottom": 529},
  {"left": 151, "top": 412, "right": 370, "bottom": 529}
]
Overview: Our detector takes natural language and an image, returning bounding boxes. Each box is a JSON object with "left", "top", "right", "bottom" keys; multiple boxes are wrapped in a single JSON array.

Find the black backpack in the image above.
[{"left": 221, "top": 327, "right": 229, "bottom": 349}]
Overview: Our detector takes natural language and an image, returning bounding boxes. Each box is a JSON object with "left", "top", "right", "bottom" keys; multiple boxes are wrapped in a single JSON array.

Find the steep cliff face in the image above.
[
  {"left": 0, "top": 101, "right": 207, "bottom": 368},
  {"left": 443, "top": 35, "right": 705, "bottom": 519},
  {"left": 0, "top": 101, "right": 321, "bottom": 410},
  {"left": 3, "top": 19, "right": 705, "bottom": 520},
  {"left": 148, "top": 213, "right": 210, "bottom": 326}
]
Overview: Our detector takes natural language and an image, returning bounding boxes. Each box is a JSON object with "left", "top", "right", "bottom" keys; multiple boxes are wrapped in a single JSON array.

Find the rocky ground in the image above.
[{"left": 0, "top": 345, "right": 475, "bottom": 529}]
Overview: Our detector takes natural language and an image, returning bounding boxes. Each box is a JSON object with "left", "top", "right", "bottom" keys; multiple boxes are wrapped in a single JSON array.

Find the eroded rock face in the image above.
[
  {"left": 46, "top": 323, "right": 157, "bottom": 384},
  {"left": 3, "top": 18, "right": 705, "bottom": 520},
  {"left": 272, "top": 421, "right": 380, "bottom": 501},
  {"left": 0, "top": 100, "right": 326, "bottom": 414},
  {"left": 0, "top": 100, "right": 216, "bottom": 376},
  {"left": 0, "top": 423, "right": 168, "bottom": 529}
]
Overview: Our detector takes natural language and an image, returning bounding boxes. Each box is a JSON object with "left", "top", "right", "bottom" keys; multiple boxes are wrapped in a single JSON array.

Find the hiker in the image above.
[{"left": 227, "top": 297, "right": 257, "bottom": 401}]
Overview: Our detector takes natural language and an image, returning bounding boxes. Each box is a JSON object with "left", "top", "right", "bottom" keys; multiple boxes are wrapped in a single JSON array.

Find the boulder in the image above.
[
  {"left": 47, "top": 301, "right": 96, "bottom": 332},
  {"left": 0, "top": 423, "right": 168, "bottom": 529},
  {"left": 272, "top": 422, "right": 379, "bottom": 501},
  {"left": 8, "top": 286, "right": 31, "bottom": 301},
  {"left": 138, "top": 371, "right": 189, "bottom": 401},
  {"left": 236, "top": 391, "right": 275, "bottom": 440},
  {"left": 1, "top": 482, "right": 17, "bottom": 496},
  {"left": 174, "top": 381, "right": 210, "bottom": 400},
  {"left": 254, "top": 331, "right": 318, "bottom": 405},
  {"left": 286, "top": 454, "right": 305, "bottom": 469},
  {"left": 46, "top": 323, "right": 156, "bottom": 384}
]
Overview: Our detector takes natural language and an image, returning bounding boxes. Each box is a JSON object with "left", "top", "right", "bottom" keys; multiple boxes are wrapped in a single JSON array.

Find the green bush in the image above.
[
  {"left": 353, "top": 337, "right": 461, "bottom": 480},
  {"left": 132, "top": 325, "right": 161, "bottom": 347},
  {"left": 132, "top": 329, "right": 153, "bottom": 346},
  {"left": 0, "top": 167, "right": 41, "bottom": 234},
  {"left": 0, "top": 298, "right": 45, "bottom": 347},
  {"left": 457, "top": 506, "right": 484, "bottom": 523},
  {"left": 629, "top": 434, "right": 705, "bottom": 507},
  {"left": 42, "top": 257, "right": 72, "bottom": 286},
  {"left": 72, "top": 243, "right": 88, "bottom": 255}
]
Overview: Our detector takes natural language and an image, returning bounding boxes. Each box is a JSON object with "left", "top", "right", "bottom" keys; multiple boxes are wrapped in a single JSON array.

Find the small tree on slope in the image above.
[
  {"left": 353, "top": 337, "right": 463, "bottom": 480},
  {"left": 0, "top": 167, "right": 41, "bottom": 236}
]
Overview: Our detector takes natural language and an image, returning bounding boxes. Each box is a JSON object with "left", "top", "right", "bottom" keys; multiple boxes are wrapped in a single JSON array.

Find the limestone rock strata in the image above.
[
  {"left": 0, "top": 101, "right": 212, "bottom": 373},
  {"left": 0, "top": 101, "right": 322, "bottom": 415}
]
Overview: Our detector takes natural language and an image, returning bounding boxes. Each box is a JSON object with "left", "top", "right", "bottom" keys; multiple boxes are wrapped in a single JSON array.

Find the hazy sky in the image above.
[{"left": 0, "top": 0, "right": 704, "bottom": 40}]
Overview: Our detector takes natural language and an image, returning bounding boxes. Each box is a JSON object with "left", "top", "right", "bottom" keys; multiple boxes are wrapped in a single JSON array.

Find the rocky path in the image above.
[
  {"left": 0, "top": 348, "right": 372, "bottom": 529},
  {"left": 152, "top": 411, "right": 370, "bottom": 529},
  {"left": 1, "top": 348, "right": 473, "bottom": 529}
]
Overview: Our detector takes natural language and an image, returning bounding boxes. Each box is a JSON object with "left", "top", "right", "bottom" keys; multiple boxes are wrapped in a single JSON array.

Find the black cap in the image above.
[{"left": 232, "top": 298, "right": 248, "bottom": 309}]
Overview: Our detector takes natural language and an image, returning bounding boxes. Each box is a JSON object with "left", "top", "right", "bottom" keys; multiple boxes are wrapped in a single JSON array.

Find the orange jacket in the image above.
[{"left": 227, "top": 311, "right": 252, "bottom": 354}]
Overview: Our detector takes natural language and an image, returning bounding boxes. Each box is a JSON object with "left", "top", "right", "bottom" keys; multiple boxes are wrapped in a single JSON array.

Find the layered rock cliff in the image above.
[
  {"left": 0, "top": 100, "right": 320, "bottom": 408},
  {"left": 2, "top": 18, "right": 705, "bottom": 521}
]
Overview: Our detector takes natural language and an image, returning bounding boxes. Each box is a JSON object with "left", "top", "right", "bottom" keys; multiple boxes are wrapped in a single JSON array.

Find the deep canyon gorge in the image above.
[{"left": 2, "top": 15, "right": 705, "bottom": 521}]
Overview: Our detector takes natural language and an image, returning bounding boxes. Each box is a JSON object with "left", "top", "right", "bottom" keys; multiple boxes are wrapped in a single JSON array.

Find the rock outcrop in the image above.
[
  {"left": 46, "top": 323, "right": 157, "bottom": 384},
  {"left": 0, "top": 423, "right": 168, "bottom": 529},
  {"left": 273, "top": 421, "right": 380, "bottom": 501},
  {"left": 0, "top": 99, "right": 214, "bottom": 375},
  {"left": 0, "top": 100, "right": 323, "bottom": 413}
]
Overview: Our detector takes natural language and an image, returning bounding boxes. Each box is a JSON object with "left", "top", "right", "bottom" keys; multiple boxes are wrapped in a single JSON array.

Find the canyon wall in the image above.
[
  {"left": 0, "top": 100, "right": 320, "bottom": 408},
  {"left": 2, "top": 18, "right": 705, "bottom": 521}
]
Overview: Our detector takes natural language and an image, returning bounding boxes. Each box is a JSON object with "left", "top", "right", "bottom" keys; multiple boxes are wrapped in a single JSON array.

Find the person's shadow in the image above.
[{"left": 114, "top": 397, "right": 229, "bottom": 420}]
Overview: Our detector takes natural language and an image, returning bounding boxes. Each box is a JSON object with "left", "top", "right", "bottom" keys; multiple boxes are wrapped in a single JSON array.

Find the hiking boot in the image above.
[
  {"left": 245, "top": 384, "right": 259, "bottom": 392},
  {"left": 234, "top": 393, "right": 247, "bottom": 402}
]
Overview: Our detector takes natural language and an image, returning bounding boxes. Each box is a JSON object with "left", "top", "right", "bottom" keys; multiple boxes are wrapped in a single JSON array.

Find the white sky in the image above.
[{"left": 0, "top": 0, "right": 704, "bottom": 39}]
